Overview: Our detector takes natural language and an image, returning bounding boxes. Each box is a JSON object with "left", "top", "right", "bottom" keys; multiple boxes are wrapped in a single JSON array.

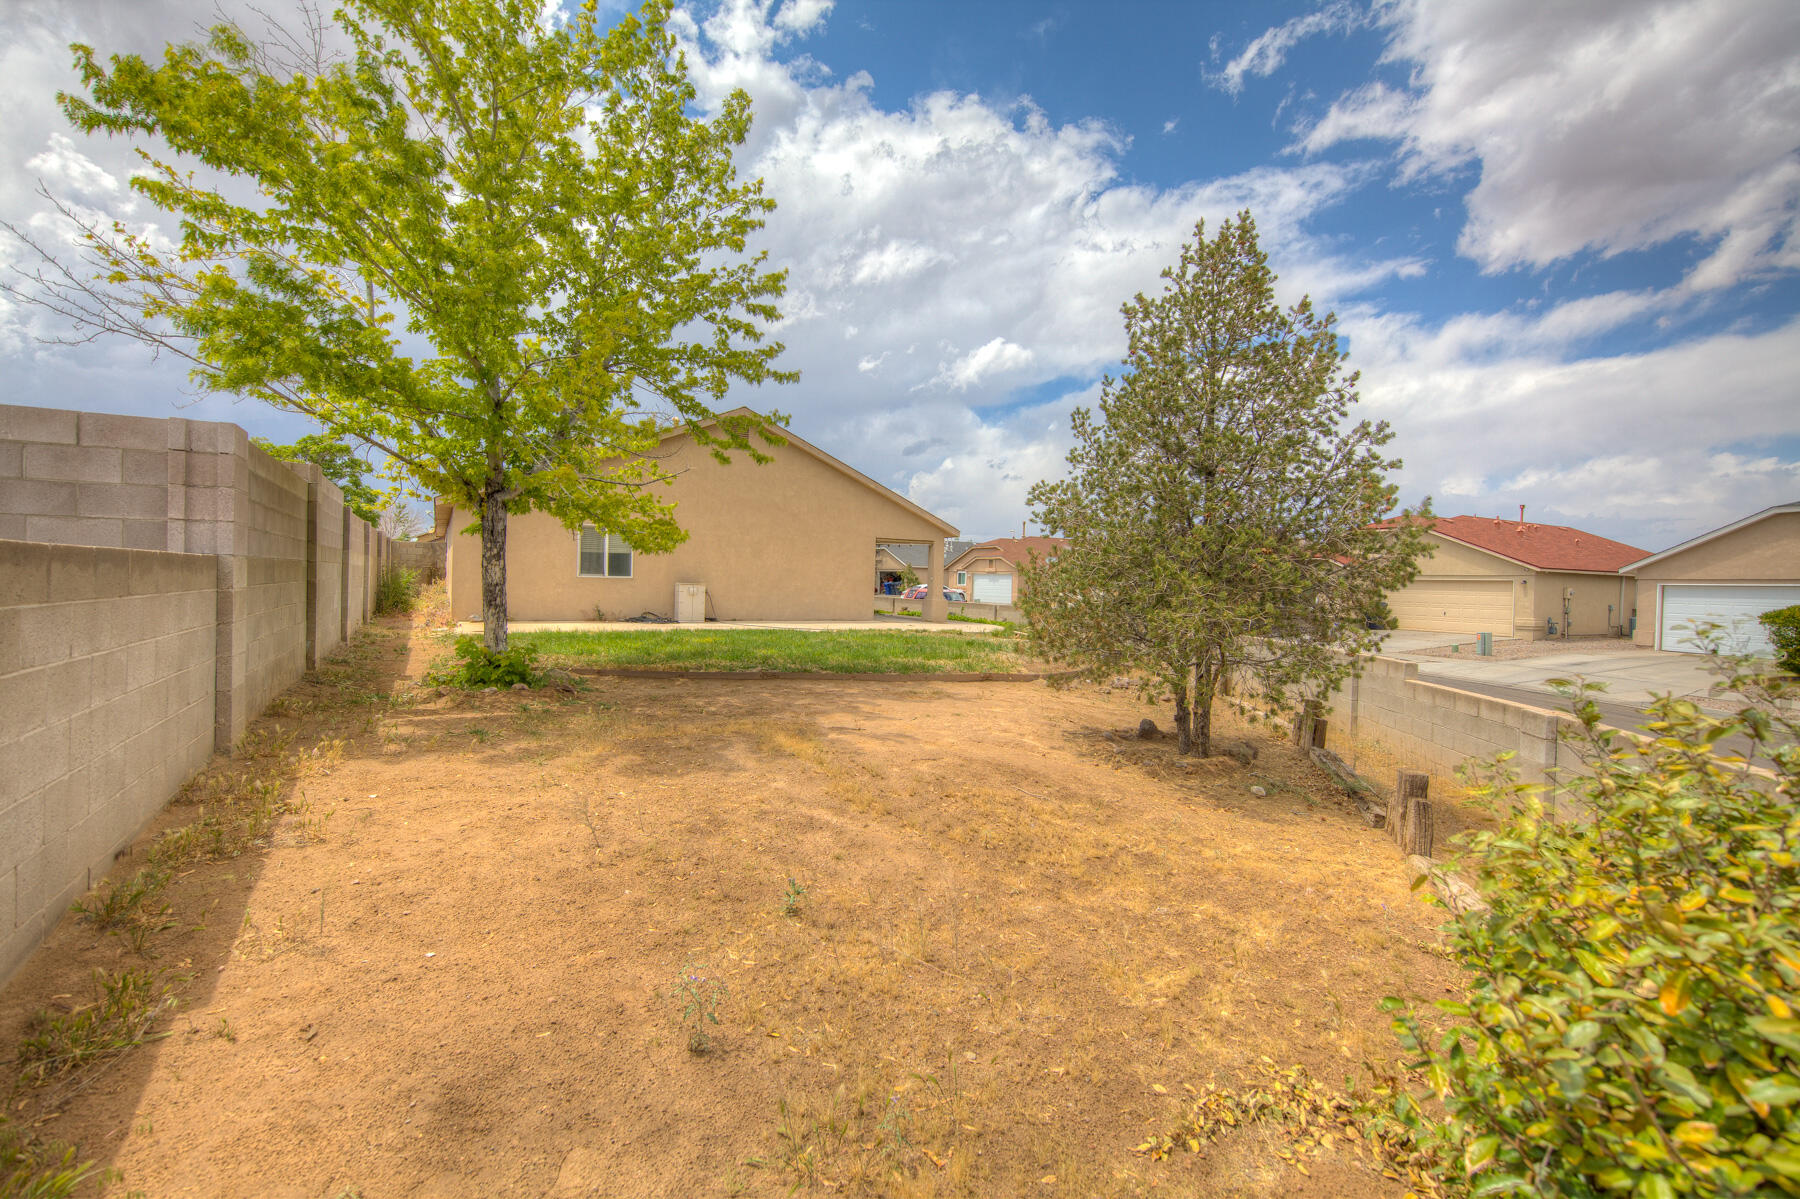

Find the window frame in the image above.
[{"left": 576, "top": 525, "right": 634, "bottom": 579}]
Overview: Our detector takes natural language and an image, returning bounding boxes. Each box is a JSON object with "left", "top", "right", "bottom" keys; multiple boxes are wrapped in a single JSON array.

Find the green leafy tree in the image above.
[
  {"left": 251, "top": 434, "right": 386, "bottom": 526},
  {"left": 4, "top": 0, "right": 792, "bottom": 650},
  {"left": 1022, "top": 212, "right": 1429, "bottom": 755},
  {"left": 1383, "top": 665, "right": 1800, "bottom": 1197}
]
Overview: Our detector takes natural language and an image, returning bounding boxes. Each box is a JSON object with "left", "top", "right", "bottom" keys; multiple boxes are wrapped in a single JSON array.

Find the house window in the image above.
[
  {"left": 956, "top": 571, "right": 967, "bottom": 586},
  {"left": 578, "top": 526, "right": 633, "bottom": 578}
]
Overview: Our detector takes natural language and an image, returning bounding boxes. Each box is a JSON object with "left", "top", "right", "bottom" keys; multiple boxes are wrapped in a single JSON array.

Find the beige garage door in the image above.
[{"left": 1389, "top": 579, "right": 1513, "bottom": 636}]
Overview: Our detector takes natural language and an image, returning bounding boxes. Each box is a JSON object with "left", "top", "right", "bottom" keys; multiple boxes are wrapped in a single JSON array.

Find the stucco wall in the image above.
[
  {"left": 1528, "top": 571, "right": 1636, "bottom": 639},
  {"left": 1631, "top": 512, "right": 1800, "bottom": 646},
  {"left": 0, "top": 541, "right": 216, "bottom": 983},
  {"left": 447, "top": 430, "right": 952, "bottom": 622}
]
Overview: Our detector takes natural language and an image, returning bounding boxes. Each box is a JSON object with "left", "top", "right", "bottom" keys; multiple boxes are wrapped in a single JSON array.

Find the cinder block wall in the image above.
[
  {"left": 389, "top": 539, "right": 445, "bottom": 581},
  {"left": 0, "top": 403, "right": 392, "bottom": 749},
  {"left": 0, "top": 541, "right": 216, "bottom": 982},
  {"left": 0, "top": 403, "right": 396, "bottom": 985},
  {"left": 1331, "top": 656, "right": 1576, "bottom": 785}
]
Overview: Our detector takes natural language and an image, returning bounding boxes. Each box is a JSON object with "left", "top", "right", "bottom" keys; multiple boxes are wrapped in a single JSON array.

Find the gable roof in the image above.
[
  {"left": 944, "top": 538, "right": 975, "bottom": 563},
  {"left": 431, "top": 409, "right": 958, "bottom": 538},
  {"left": 1619, "top": 502, "right": 1800, "bottom": 573},
  {"left": 948, "top": 535, "right": 1068, "bottom": 570},
  {"left": 696, "top": 409, "right": 958, "bottom": 537},
  {"left": 877, "top": 542, "right": 931, "bottom": 568},
  {"left": 1396, "top": 514, "right": 1649, "bottom": 573}
]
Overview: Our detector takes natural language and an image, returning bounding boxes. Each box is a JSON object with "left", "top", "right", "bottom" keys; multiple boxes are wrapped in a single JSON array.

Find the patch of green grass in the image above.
[
  {"left": 0, "top": 1121, "right": 93, "bottom": 1198},
  {"left": 16, "top": 969, "right": 174, "bottom": 1087},
  {"left": 945, "top": 611, "right": 1020, "bottom": 635},
  {"left": 514, "top": 629, "right": 1030, "bottom": 674}
]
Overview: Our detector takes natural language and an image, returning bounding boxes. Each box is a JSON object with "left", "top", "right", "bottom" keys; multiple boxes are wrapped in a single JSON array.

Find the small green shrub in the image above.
[
  {"left": 426, "top": 637, "right": 540, "bottom": 689},
  {"left": 1761, "top": 605, "right": 1800, "bottom": 675},
  {"left": 373, "top": 564, "right": 420, "bottom": 616},
  {"left": 1383, "top": 669, "right": 1800, "bottom": 1197}
]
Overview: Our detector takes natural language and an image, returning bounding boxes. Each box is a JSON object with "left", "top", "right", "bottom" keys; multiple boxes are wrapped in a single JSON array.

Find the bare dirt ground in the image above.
[{"left": 2, "top": 607, "right": 1464, "bottom": 1199}]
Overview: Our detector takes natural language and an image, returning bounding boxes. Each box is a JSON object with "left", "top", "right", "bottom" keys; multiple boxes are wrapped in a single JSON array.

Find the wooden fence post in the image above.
[{"left": 1393, "top": 770, "right": 1433, "bottom": 857}]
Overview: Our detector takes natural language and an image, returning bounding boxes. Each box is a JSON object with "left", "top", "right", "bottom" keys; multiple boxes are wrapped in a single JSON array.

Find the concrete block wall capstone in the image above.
[{"left": 0, "top": 402, "right": 395, "bottom": 985}]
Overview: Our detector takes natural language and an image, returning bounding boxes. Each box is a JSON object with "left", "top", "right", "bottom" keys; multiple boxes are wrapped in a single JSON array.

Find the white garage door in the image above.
[
  {"left": 1659, "top": 585, "right": 1800, "bottom": 654},
  {"left": 971, "top": 572, "right": 1014, "bottom": 604},
  {"left": 1388, "top": 579, "right": 1513, "bottom": 636}
]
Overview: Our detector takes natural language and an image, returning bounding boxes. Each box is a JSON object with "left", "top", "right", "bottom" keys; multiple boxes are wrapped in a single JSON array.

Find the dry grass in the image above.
[{"left": 0, "top": 594, "right": 1462, "bottom": 1198}]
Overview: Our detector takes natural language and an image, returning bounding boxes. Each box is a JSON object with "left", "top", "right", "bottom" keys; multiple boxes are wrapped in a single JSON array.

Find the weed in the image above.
[
  {"left": 876, "top": 1090, "right": 913, "bottom": 1151},
  {"left": 779, "top": 876, "right": 808, "bottom": 919},
  {"left": 468, "top": 726, "right": 491, "bottom": 744},
  {"left": 426, "top": 637, "right": 541, "bottom": 689},
  {"left": 0, "top": 1120, "right": 94, "bottom": 1198},
  {"left": 213, "top": 1017, "right": 236, "bottom": 1043},
  {"left": 15, "top": 969, "right": 174, "bottom": 1087},
  {"left": 70, "top": 867, "right": 173, "bottom": 956},
  {"left": 673, "top": 965, "right": 726, "bottom": 1054},
  {"left": 373, "top": 564, "right": 420, "bottom": 615}
]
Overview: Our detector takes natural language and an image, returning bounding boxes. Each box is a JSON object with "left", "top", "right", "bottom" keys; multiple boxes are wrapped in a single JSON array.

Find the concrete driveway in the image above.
[{"left": 1406, "top": 648, "right": 1721, "bottom": 707}]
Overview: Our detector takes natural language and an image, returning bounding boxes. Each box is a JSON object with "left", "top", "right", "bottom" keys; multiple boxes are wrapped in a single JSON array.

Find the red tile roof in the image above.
[
  {"left": 950, "top": 536, "right": 1067, "bottom": 567},
  {"left": 1387, "top": 515, "right": 1649, "bottom": 573}
]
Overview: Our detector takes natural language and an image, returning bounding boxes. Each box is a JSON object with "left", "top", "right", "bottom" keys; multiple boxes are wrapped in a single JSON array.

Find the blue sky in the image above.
[{"left": 4, "top": 0, "right": 1798, "bottom": 550}]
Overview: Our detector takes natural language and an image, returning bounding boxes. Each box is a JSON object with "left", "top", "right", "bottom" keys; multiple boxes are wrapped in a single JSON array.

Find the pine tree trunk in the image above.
[
  {"left": 1193, "top": 659, "right": 1215, "bottom": 758},
  {"left": 480, "top": 491, "right": 509, "bottom": 653},
  {"left": 1174, "top": 682, "right": 1192, "bottom": 755}
]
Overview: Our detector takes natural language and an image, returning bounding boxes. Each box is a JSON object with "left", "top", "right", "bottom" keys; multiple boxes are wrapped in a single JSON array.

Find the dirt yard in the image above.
[{"left": 1, "top": 611, "right": 1465, "bottom": 1199}]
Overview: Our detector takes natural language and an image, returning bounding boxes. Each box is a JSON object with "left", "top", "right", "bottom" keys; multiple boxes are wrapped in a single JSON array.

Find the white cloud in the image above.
[
  {"left": 1293, "top": 0, "right": 1800, "bottom": 285},
  {"left": 1161, "top": 117, "right": 1179, "bottom": 135},
  {"left": 933, "top": 337, "right": 1034, "bottom": 391},
  {"left": 1209, "top": 2, "right": 1370, "bottom": 96},
  {"left": 1347, "top": 306, "right": 1800, "bottom": 546},
  {"left": 772, "top": 0, "right": 832, "bottom": 36}
]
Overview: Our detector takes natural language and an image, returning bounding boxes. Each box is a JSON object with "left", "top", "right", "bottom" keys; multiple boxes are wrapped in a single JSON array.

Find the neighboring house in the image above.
[
  {"left": 442, "top": 409, "right": 958, "bottom": 622},
  {"left": 876, "top": 542, "right": 929, "bottom": 594},
  {"left": 1619, "top": 502, "right": 1800, "bottom": 655},
  {"left": 944, "top": 536, "right": 1068, "bottom": 606},
  {"left": 1382, "top": 514, "right": 1646, "bottom": 640}
]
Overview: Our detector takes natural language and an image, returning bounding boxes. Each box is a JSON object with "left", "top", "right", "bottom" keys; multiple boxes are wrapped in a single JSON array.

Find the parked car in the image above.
[{"left": 901, "top": 585, "right": 966, "bottom": 601}]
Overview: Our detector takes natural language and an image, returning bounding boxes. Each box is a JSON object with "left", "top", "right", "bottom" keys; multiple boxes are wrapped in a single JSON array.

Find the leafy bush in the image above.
[
  {"left": 427, "top": 636, "right": 540, "bottom": 688},
  {"left": 374, "top": 564, "right": 420, "bottom": 615},
  {"left": 1761, "top": 605, "right": 1800, "bottom": 675},
  {"left": 1384, "top": 668, "right": 1800, "bottom": 1197}
]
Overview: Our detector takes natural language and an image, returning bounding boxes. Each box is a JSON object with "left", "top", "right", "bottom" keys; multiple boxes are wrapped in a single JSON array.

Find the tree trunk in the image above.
[
  {"left": 1173, "top": 681, "right": 1192, "bottom": 756},
  {"left": 1193, "top": 660, "right": 1215, "bottom": 758},
  {"left": 480, "top": 491, "right": 508, "bottom": 652}
]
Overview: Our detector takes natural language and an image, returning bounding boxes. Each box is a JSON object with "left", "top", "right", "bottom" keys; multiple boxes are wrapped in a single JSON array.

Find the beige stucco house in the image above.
[
  {"left": 943, "top": 536, "right": 1067, "bottom": 606},
  {"left": 1384, "top": 514, "right": 1645, "bottom": 640},
  {"left": 1620, "top": 502, "right": 1800, "bottom": 654},
  {"left": 442, "top": 410, "right": 958, "bottom": 623}
]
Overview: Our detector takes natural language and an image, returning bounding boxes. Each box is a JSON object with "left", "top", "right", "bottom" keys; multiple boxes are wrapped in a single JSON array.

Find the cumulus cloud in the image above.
[
  {"left": 932, "top": 338, "right": 1034, "bottom": 391},
  {"left": 1290, "top": 0, "right": 1800, "bottom": 285},
  {"left": 1346, "top": 307, "right": 1800, "bottom": 546}
]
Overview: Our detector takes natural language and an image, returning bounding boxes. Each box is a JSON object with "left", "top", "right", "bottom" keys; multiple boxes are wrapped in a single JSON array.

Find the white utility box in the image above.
[{"left": 675, "top": 583, "right": 706, "bottom": 623}]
